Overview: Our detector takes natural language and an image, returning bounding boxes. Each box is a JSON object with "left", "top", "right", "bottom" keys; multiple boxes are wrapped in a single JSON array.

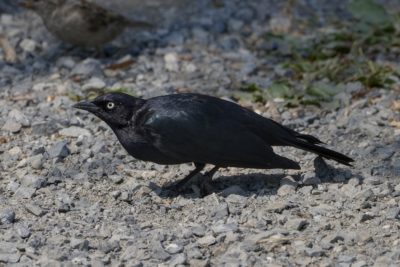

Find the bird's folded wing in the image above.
[{"left": 141, "top": 108, "right": 284, "bottom": 168}]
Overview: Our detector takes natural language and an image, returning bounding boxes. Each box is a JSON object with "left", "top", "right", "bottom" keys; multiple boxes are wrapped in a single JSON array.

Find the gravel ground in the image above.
[{"left": 1, "top": 0, "right": 400, "bottom": 266}]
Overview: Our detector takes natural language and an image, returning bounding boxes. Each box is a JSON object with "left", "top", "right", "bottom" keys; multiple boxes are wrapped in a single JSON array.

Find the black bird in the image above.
[{"left": 73, "top": 93, "right": 354, "bottom": 189}]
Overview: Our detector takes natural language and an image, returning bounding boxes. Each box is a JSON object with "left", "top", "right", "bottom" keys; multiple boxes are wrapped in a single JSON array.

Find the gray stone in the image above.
[
  {"left": 277, "top": 184, "right": 296, "bottom": 196},
  {"left": 152, "top": 244, "right": 170, "bottom": 261},
  {"left": 71, "top": 59, "right": 103, "bottom": 77},
  {"left": 265, "top": 201, "right": 291, "bottom": 213},
  {"left": 57, "top": 202, "right": 71, "bottom": 213},
  {"left": 364, "top": 175, "right": 383, "bottom": 185},
  {"left": 280, "top": 175, "right": 298, "bottom": 187},
  {"left": 221, "top": 185, "right": 246, "bottom": 197},
  {"left": 29, "top": 154, "right": 43, "bottom": 169},
  {"left": 24, "top": 204, "right": 45, "bottom": 217},
  {"left": 70, "top": 238, "right": 90, "bottom": 251},
  {"left": 245, "top": 232, "right": 289, "bottom": 251},
  {"left": 191, "top": 225, "right": 206, "bottom": 237},
  {"left": 91, "top": 140, "right": 107, "bottom": 153},
  {"left": 82, "top": 77, "right": 106, "bottom": 90},
  {"left": 59, "top": 126, "right": 91, "bottom": 137},
  {"left": 9, "top": 109, "right": 30, "bottom": 126},
  {"left": 14, "top": 186, "right": 36, "bottom": 199},
  {"left": 165, "top": 243, "right": 183, "bottom": 254},
  {"left": 305, "top": 247, "right": 325, "bottom": 257},
  {"left": 97, "top": 240, "right": 120, "bottom": 253},
  {"left": 338, "top": 255, "right": 356, "bottom": 263},
  {"left": 395, "top": 183, "right": 400, "bottom": 192},
  {"left": 109, "top": 175, "right": 123, "bottom": 184},
  {"left": 347, "top": 177, "right": 360, "bottom": 186},
  {"left": 8, "top": 146, "right": 21, "bottom": 157},
  {"left": 0, "top": 252, "right": 20, "bottom": 263},
  {"left": 359, "top": 213, "right": 375, "bottom": 223},
  {"left": 326, "top": 233, "right": 344, "bottom": 244},
  {"left": 0, "top": 209, "right": 15, "bottom": 224},
  {"left": 224, "top": 231, "right": 240, "bottom": 243},
  {"left": 301, "top": 172, "right": 321, "bottom": 185},
  {"left": 197, "top": 235, "right": 216, "bottom": 246},
  {"left": 298, "top": 186, "right": 313, "bottom": 195},
  {"left": 111, "top": 190, "right": 121, "bottom": 199},
  {"left": 169, "top": 253, "right": 186, "bottom": 266},
  {"left": 186, "top": 245, "right": 203, "bottom": 260},
  {"left": 31, "top": 121, "right": 59, "bottom": 136},
  {"left": 211, "top": 223, "right": 238, "bottom": 234},
  {"left": 361, "top": 122, "right": 380, "bottom": 136},
  {"left": 285, "top": 219, "right": 308, "bottom": 231},
  {"left": 21, "top": 175, "right": 46, "bottom": 189},
  {"left": 375, "top": 146, "right": 395, "bottom": 160},
  {"left": 164, "top": 52, "right": 179, "bottom": 71},
  {"left": 225, "top": 194, "right": 247, "bottom": 204},
  {"left": 56, "top": 56, "right": 76, "bottom": 69},
  {"left": 17, "top": 225, "right": 31, "bottom": 238},
  {"left": 352, "top": 260, "right": 368, "bottom": 267},
  {"left": 188, "top": 259, "right": 209, "bottom": 267},
  {"left": 386, "top": 207, "right": 400, "bottom": 219},
  {"left": 19, "top": 38, "right": 36, "bottom": 52},
  {"left": 48, "top": 141, "right": 70, "bottom": 158},
  {"left": 211, "top": 203, "right": 229, "bottom": 220},
  {"left": 358, "top": 189, "right": 375, "bottom": 201},
  {"left": 292, "top": 240, "right": 307, "bottom": 253},
  {"left": 2, "top": 120, "right": 21, "bottom": 133},
  {"left": 7, "top": 181, "right": 20, "bottom": 192},
  {"left": 120, "top": 191, "right": 131, "bottom": 202}
]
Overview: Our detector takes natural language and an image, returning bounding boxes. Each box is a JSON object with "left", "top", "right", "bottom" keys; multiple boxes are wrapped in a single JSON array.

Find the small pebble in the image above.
[
  {"left": 0, "top": 209, "right": 16, "bottom": 224},
  {"left": 197, "top": 235, "right": 217, "bottom": 246}
]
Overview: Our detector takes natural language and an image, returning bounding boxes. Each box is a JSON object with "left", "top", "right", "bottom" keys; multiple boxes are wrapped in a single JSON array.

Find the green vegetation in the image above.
[{"left": 239, "top": 0, "right": 400, "bottom": 108}]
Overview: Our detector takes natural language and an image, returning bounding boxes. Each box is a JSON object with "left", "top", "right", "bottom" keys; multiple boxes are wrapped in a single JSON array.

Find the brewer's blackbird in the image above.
[{"left": 73, "top": 93, "right": 354, "bottom": 189}]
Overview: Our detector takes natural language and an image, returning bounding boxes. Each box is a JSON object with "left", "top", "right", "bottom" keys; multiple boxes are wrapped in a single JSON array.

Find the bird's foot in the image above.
[
  {"left": 199, "top": 179, "right": 215, "bottom": 197},
  {"left": 190, "top": 174, "right": 215, "bottom": 197},
  {"left": 165, "top": 174, "right": 214, "bottom": 196},
  {"left": 164, "top": 165, "right": 219, "bottom": 196},
  {"left": 192, "top": 166, "right": 219, "bottom": 196}
]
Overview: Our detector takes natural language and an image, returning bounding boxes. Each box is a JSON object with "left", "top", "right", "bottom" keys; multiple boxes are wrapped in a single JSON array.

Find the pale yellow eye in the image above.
[{"left": 106, "top": 102, "right": 115, "bottom": 110}]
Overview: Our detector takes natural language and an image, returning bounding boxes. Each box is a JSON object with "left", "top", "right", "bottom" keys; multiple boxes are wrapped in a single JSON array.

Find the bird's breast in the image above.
[{"left": 114, "top": 129, "right": 182, "bottom": 165}]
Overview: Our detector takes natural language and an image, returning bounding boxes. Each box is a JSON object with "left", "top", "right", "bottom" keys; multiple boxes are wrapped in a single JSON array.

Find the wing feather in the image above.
[{"left": 140, "top": 95, "right": 299, "bottom": 169}]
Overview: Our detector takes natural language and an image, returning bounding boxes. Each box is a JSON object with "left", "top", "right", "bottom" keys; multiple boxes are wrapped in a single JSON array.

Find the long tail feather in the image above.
[{"left": 284, "top": 137, "right": 354, "bottom": 166}]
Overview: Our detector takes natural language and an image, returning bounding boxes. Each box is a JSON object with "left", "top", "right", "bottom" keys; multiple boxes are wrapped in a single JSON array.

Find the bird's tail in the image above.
[{"left": 283, "top": 137, "right": 354, "bottom": 166}]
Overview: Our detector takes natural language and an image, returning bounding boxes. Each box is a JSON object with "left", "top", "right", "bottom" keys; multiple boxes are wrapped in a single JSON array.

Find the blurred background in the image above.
[{"left": 0, "top": 0, "right": 399, "bottom": 102}]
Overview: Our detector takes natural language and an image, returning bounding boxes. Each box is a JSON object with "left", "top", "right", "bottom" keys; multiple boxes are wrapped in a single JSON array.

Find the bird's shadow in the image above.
[
  {"left": 150, "top": 172, "right": 285, "bottom": 199},
  {"left": 151, "top": 158, "right": 358, "bottom": 199}
]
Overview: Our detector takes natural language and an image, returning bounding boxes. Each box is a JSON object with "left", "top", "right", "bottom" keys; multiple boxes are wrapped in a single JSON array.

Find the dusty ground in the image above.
[{"left": 0, "top": 0, "right": 399, "bottom": 266}]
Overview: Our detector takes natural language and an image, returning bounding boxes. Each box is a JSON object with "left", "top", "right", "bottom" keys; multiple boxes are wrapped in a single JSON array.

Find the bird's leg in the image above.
[
  {"left": 172, "top": 163, "right": 205, "bottom": 190},
  {"left": 204, "top": 166, "right": 220, "bottom": 181},
  {"left": 199, "top": 166, "right": 220, "bottom": 196}
]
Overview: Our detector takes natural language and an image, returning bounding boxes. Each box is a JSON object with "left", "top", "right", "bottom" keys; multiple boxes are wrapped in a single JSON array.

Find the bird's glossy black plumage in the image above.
[{"left": 74, "top": 93, "right": 354, "bottom": 187}]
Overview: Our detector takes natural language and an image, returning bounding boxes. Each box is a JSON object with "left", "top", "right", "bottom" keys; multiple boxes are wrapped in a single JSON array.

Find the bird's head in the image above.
[{"left": 73, "top": 93, "right": 144, "bottom": 128}]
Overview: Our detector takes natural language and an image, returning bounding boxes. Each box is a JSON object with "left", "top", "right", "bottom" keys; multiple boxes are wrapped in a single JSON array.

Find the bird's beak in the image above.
[
  {"left": 19, "top": 1, "right": 33, "bottom": 9},
  {"left": 73, "top": 101, "right": 98, "bottom": 113}
]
